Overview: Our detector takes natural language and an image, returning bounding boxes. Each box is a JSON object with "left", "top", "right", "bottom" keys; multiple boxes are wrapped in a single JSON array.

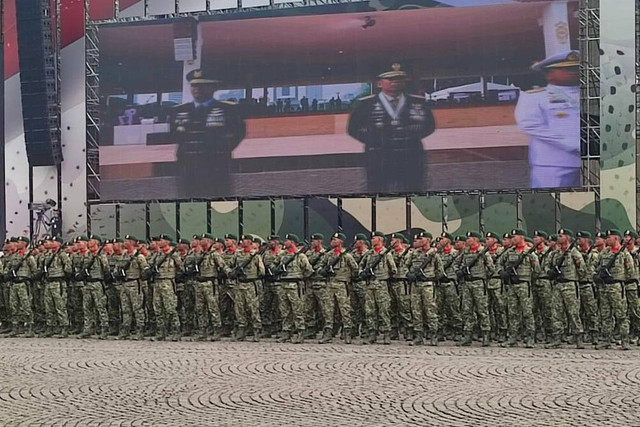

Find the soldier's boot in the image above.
[
  {"left": 594, "top": 338, "right": 611, "bottom": 350},
  {"left": 457, "top": 335, "right": 473, "bottom": 347},
  {"left": 621, "top": 336, "right": 631, "bottom": 351},
  {"left": 575, "top": 334, "right": 585, "bottom": 349},
  {"left": 429, "top": 333, "right": 438, "bottom": 347},
  {"left": 8, "top": 324, "right": 19, "bottom": 337},
  {"left": 405, "top": 329, "right": 414, "bottom": 342},
  {"left": 409, "top": 331, "right": 423, "bottom": 347},
  {"left": 210, "top": 328, "right": 222, "bottom": 342},
  {"left": 481, "top": 332, "right": 491, "bottom": 347},
  {"left": 194, "top": 328, "right": 207, "bottom": 342},
  {"left": 344, "top": 328, "right": 352, "bottom": 344},
  {"left": 291, "top": 330, "right": 304, "bottom": 344},
  {"left": 383, "top": 332, "right": 391, "bottom": 345},
  {"left": 390, "top": 329, "right": 400, "bottom": 341},
  {"left": 78, "top": 328, "right": 91, "bottom": 339},
  {"left": 544, "top": 335, "right": 562, "bottom": 349},
  {"left": 171, "top": 326, "right": 182, "bottom": 342},
  {"left": 132, "top": 328, "right": 144, "bottom": 341},
  {"left": 235, "top": 327, "right": 246, "bottom": 342},
  {"left": 152, "top": 327, "right": 166, "bottom": 342},
  {"left": 368, "top": 331, "right": 377, "bottom": 345},
  {"left": 591, "top": 332, "right": 600, "bottom": 346},
  {"left": 252, "top": 329, "right": 261, "bottom": 343},
  {"left": 109, "top": 325, "right": 119, "bottom": 336},
  {"left": 99, "top": 326, "right": 108, "bottom": 340},
  {"left": 524, "top": 336, "right": 535, "bottom": 348},
  {"left": 501, "top": 338, "right": 518, "bottom": 348},
  {"left": 276, "top": 331, "right": 291, "bottom": 343},
  {"left": 24, "top": 324, "right": 35, "bottom": 338},
  {"left": 41, "top": 326, "right": 54, "bottom": 338},
  {"left": 260, "top": 328, "right": 272, "bottom": 339},
  {"left": 58, "top": 326, "right": 69, "bottom": 339},
  {"left": 117, "top": 327, "right": 130, "bottom": 340},
  {"left": 320, "top": 328, "right": 333, "bottom": 344},
  {"left": 17, "top": 323, "right": 25, "bottom": 336},
  {"left": 497, "top": 329, "right": 507, "bottom": 344},
  {"left": 304, "top": 329, "right": 316, "bottom": 340}
]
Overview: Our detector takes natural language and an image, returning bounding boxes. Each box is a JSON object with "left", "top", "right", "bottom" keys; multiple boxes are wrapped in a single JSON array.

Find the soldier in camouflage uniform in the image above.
[
  {"left": 405, "top": 231, "right": 441, "bottom": 346},
  {"left": 192, "top": 234, "right": 226, "bottom": 341},
  {"left": 105, "top": 239, "right": 122, "bottom": 336},
  {"left": 30, "top": 239, "right": 47, "bottom": 334},
  {"left": 270, "top": 234, "right": 312, "bottom": 344},
  {"left": 141, "top": 239, "right": 157, "bottom": 336},
  {"left": 592, "top": 229, "right": 633, "bottom": 350},
  {"left": 531, "top": 230, "right": 555, "bottom": 343},
  {"left": 623, "top": 230, "right": 640, "bottom": 343},
  {"left": 316, "top": 232, "right": 359, "bottom": 344},
  {"left": 41, "top": 236, "right": 72, "bottom": 338},
  {"left": 303, "top": 234, "right": 328, "bottom": 340},
  {"left": 0, "top": 239, "right": 12, "bottom": 333},
  {"left": 77, "top": 235, "right": 110, "bottom": 339},
  {"left": 576, "top": 231, "right": 601, "bottom": 344},
  {"left": 349, "top": 234, "right": 369, "bottom": 339},
  {"left": 147, "top": 235, "right": 182, "bottom": 341},
  {"left": 485, "top": 232, "right": 508, "bottom": 342},
  {"left": 500, "top": 229, "right": 539, "bottom": 348},
  {"left": 220, "top": 234, "right": 239, "bottom": 336},
  {"left": 175, "top": 238, "right": 193, "bottom": 336},
  {"left": 436, "top": 232, "right": 463, "bottom": 341},
  {"left": 388, "top": 233, "right": 413, "bottom": 341},
  {"left": 455, "top": 231, "right": 494, "bottom": 347},
  {"left": 261, "top": 235, "right": 283, "bottom": 338},
  {"left": 227, "top": 235, "right": 264, "bottom": 342},
  {"left": 5, "top": 236, "right": 37, "bottom": 337},
  {"left": 358, "top": 231, "right": 396, "bottom": 345},
  {"left": 115, "top": 235, "right": 149, "bottom": 340},
  {"left": 545, "top": 229, "right": 585, "bottom": 349},
  {"left": 68, "top": 238, "right": 87, "bottom": 334}
]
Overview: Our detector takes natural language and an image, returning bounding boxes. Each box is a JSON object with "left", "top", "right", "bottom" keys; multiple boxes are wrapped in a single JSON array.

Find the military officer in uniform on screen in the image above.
[
  {"left": 347, "top": 63, "right": 436, "bottom": 193},
  {"left": 515, "top": 51, "right": 580, "bottom": 189},
  {"left": 170, "top": 69, "right": 246, "bottom": 198}
]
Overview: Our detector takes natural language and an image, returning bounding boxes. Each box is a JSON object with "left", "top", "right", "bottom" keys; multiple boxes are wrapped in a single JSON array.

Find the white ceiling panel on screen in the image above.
[
  {"left": 241, "top": 0, "right": 269, "bottom": 7},
  {"left": 118, "top": 1, "right": 145, "bottom": 18},
  {"left": 210, "top": 0, "right": 238, "bottom": 10},
  {"left": 179, "top": 0, "right": 207, "bottom": 12},
  {"left": 148, "top": 0, "right": 176, "bottom": 15}
]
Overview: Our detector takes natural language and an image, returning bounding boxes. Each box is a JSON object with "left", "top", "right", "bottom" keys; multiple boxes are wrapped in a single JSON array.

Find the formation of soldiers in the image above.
[{"left": 1, "top": 227, "right": 639, "bottom": 350}]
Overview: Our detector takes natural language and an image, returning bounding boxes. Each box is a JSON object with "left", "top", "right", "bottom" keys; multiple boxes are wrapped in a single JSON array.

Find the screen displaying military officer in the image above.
[
  {"left": 170, "top": 69, "right": 246, "bottom": 198},
  {"left": 347, "top": 63, "right": 436, "bottom": 194},
  {"left": 515, "top": 51, "right": 580, "bottom": 189}
]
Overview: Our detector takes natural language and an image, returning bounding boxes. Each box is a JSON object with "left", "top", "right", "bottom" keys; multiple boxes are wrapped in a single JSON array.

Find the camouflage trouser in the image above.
[
  {"left": 118, "top": 280, "right": 145, "bottom": 331},
  {"left": 461, "top": 280, "right": 490, "bottom": 334},
  {"left": 532, "top": 280, "right": 555, "bottom": 337},
  {"left": 153, "top": 279, "right": 180, "bottom": 333},
  {"left": 599, "top": 283, "right": 628, "bottom": 340},
  {"left": 435, "top": 281, "right": 462, "bottom": 333},
  {"left": 579, "top": 282, "right": 600, "bottom": 334},
  {"left": 551, "top": 281, "right": 583, "bottom": 335},
  {"left": 364, "top": 280, "right": 391, "bottom": 333},
  {"left": 389, "top": 279, "right": 413, "bottom": 333},
  {"left": 234, "top": 281, "right": 261, "bottom": 330},
  {"left": 487, "top": 278, "right": 507, "bottom": 332},
  {"left": 410, "top": 281, "right": 438, "bottom": 334},
  {"left": 43, "top": 280, "right": 68, "bottom": 327},
  {"left": 67, "top": 281, "right": 84, "bottom": 330},
  {"left": 624, "top": 285, "right": 640, "bottom": 337},
  {"left": 141, "top": 280, "right": 156, "bottom": 331},
  {"left": 194, "top": 279, "right": 221, "bottom": 329},
  {"left": 219, "top": 281, "right": 236, "bottom": 331},
  {"left": 0, "top": 284, "right": 11, "bottom": 326},
  {"left": 31, "top": 281, "right": 46, "bottom": 328},
  {"left": 104, "top": 284, "right": 121, "bottom": 332},
  {"left": 325, "top": 281, "right": 352, "bottom": 330},
  {"left": 506, "top": 282, "right": 534, "bottom": 339},
  {"left": 177, "top": 280, "right": 196, "bottom": 331},
  {"left": 260, "top": 282, "right": 281, "bottom": 332},
  {"left": 348, "top": 281, "right": 367, "bottom": 335},
  {"left": 83, "top": 281, "right": 109, "bottom": 330},
  {"left": 276, "top": 282, "right": 305, "bottom": 332},
  {"left": 304, "top": 282, "right": 330, "bottom": 331},
  {"left": 10, "top": 282, "right": 33, "bottom": 325}
]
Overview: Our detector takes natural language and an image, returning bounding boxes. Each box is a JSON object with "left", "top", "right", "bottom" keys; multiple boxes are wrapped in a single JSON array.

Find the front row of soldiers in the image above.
[{"left": 0, "top": 227, "right": 638, "bottom": 350}]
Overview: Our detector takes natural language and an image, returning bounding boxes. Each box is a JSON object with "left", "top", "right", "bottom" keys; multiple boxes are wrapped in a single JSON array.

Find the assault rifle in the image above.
[
  {"left": 9, "top": 248, "right": 34, "bottom": 282},
  {"left": 501, "top": 242, "right": 543, "bottom": 285},
  {"left": 406, "top": 248, "right": 439, "bottom": 283},
  {"left": 78, "top": 243, "right": 106, "bottom": 281},
  {"left": 595, "top": 238, "right": 632, "bottom": 285},
  {"left": 322, "top": 244, "right": 355, "bottom": 277},
  {"left": 456, "top": 242, "right": 496, "bottom": 281},
  {"left": 547, "top": 241, "right": 577, "bottom": 282},
  {"left": 144, "top": 247, "right": 177, "bottom": 283},
  {"left": 229, "top": 244, "right": 268, "bottom": 280},
  {"left": 358, "top": 246, "right": 392, "bottom": 281}
]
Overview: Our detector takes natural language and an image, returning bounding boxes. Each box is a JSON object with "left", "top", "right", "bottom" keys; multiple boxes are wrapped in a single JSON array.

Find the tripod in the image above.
[{"left": 33, "top": 210, "right": 52, "bottom": 242}]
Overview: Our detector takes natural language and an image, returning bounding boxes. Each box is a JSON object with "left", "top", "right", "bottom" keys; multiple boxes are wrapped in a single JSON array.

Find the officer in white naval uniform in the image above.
[{"left": 515, "top": 51, "right": 580, "bottom": 189}]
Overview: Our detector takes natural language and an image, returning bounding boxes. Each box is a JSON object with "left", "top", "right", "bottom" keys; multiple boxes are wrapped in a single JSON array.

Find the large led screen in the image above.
[{"left": 97, "top": 0, "right": 580, "bottom": 200}]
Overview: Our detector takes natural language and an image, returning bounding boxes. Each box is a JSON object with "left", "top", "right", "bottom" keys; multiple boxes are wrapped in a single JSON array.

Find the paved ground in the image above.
[{"left": 1, "top": 338, "right": 639, "bottom": 426}]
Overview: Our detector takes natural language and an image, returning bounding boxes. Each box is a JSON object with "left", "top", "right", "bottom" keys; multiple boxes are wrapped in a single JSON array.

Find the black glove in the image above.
[
  {"left": 455, "top": 269, "right": 466, "bottom": 281},
  {"left": 406, "top": 272, "right": 416, "bottom": 282},
  {"left": 500, "top": 271, "right": 512, "bottom": 283}
]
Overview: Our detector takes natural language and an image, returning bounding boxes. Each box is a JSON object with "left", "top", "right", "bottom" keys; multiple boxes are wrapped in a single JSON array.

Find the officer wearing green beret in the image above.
[
  {"left": 348, "top": 234, "right": 370, "bottom": 340},
  {"left": 40, "top": 234, "right": 73, "bottom": 338},
  {"left": 484, "top": 231, "right": 508, "bottom": 343},
  {"left": 75, "top": 235, "right": 111, "bottom": 339},
  {"left": 219, "top": 234, "right": 239, "bottom": 336},
  {"left": 623, "top": 230, "right": 640, "bottom": 344},
  {"left": 530, "top": 230, "right": 555, "bottom": 345},
  {"left": 347, "top": 63, "right": 435, "bottom": 193},
  {"left": 575, "top": 230, "right": 600, "bottom": 344},
  {"left": 175, "top": 238, "right": 196, "bottom": 336},
  {"left": 499, "top": 229, "right": 539, "bottom": 348},
  {"left": 387, "top": 233, "right": 413, "bottom": 341},
  {"left": 170, "top": 69, "right": 246, "bottom": 198},
  {"left": 4, "top": 236, "right": 37, "bottom": 337},
  {"left": 258, "top": 235, "right": 284, "bottom": 338}
]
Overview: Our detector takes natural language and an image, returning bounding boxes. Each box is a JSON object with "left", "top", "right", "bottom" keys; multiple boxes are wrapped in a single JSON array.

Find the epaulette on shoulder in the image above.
[
  {"left": 408, "top": 94, "right": 427, "bottom": 100},
  {"left": 219, "top": 100, "right": 237, "bottom": 106},
  {"left": 525, "top": 88, "right": 546, "bottom": 94},
  {"left": 357, "top": 94, "right": 376, "bottom": 101}
]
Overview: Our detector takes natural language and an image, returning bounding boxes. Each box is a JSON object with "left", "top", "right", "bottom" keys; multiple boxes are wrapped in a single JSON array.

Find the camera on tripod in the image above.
[{"left": 29, "top": 198, "right": 56, "bottom": 214}]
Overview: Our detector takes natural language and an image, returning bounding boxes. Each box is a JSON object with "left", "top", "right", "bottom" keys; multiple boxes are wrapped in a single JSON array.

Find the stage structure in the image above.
[{"left": 81, "top": 0, "right": 638, "bottom": 241}]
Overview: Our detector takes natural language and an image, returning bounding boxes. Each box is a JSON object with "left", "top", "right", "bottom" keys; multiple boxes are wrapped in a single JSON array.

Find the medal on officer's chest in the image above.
[
  {"left": 409, "top": 103, "right": 425, "bottom": 122},
  {"left": 373, "top": 102, "right": 385, "bottom": 129},
  {"left": 206, "top": 108, "right": 226, "bottom": 128},
  {"left": 175, "top": 112, "right": 190, "bottom": 133}
]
